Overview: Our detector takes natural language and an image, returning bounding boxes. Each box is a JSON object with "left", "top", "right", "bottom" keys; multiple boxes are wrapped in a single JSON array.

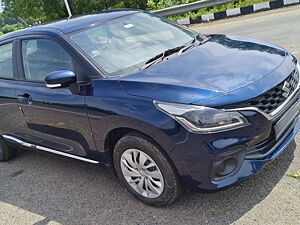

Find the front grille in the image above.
[{"left": 225, "top": 69, "right": 299, "bottom": 114}]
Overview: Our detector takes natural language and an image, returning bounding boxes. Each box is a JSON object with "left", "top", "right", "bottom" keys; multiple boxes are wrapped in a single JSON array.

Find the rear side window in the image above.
[
  {"left": 22, "top": 39, "right": 74, "bottom": 81},
  {"left": 0, "top": 43, "right": 13, "bottom": 79}
]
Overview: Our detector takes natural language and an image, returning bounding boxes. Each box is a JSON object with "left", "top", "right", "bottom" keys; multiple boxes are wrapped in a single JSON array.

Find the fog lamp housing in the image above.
[{"left": 211, "top": 147, "right": 246, "bottom": 181}]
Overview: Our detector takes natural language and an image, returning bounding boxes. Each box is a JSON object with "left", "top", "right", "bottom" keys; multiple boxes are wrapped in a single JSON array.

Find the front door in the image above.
[{"left": 15, "top": 37, "right": 96, "bottom": 157}]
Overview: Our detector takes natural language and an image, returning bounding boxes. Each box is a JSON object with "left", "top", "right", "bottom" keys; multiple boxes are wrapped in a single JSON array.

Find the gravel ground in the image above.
[{"left": 0, "top": 4, "right": 300, "bottom": 225}]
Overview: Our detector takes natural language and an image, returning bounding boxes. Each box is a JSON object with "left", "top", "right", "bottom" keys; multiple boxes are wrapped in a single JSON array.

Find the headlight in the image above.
[{"left": 154, "top": 101, "right": 249, "bottom": 133}]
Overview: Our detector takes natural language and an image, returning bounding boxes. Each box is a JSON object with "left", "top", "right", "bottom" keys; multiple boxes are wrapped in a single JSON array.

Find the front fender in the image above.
[
  {"left": 85, "top": 79, "right": 189, "bottom": 164},
  {"left": 89, "top": 114, "right": 180, "bottom": 154}
]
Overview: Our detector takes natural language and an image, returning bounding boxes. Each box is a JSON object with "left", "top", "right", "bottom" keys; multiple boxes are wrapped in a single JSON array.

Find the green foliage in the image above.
[
  {"left": 0, "top": 23, "right": 24, "bottom": 34},
  {"left": 0, "top": 0, "right": 272, "bottom": 36},
  {"left": 0, "top": 12, "right": 17, "bottom": 27},
  {"left": 287, "top": 172, "right": 300, "bottom": 179},
  {"left": 2, "top": 0, "right": 47, "bottom": 25},
  {"left": 0, "top": 0, "right": 274, "bottom": 26},
  {"left": 147, "top": 0, "right": 197, "bottom": 10},
  {"left": 0, "top": 0, "right": 149, "bottom": 35},
  {"left": 1, "top": 0, "right": 147, "bottom": 25},
  {"left": 148, "top": 0, "right": 270, "bottom": 20}
]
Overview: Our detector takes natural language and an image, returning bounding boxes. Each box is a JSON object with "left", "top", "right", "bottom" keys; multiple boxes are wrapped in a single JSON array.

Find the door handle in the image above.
[{"left": 17, "top": 93, "right": 33, "bottom": 105}]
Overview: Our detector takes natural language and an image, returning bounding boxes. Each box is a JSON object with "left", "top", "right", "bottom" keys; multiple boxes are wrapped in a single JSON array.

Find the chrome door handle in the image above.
[{"left": 17, "top": 93, "right": 33, "bottom": 105}]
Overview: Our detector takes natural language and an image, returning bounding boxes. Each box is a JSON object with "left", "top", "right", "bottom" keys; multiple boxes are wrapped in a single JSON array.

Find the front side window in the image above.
[
  {"left": 0, "top": 43, "right": 14, "bottom": 79},
  {"left": 22, "top": 39, "right": 73, "bottom": 81},
  {"left": 70, "top": 12, "right": 197, "bottom": 75}
]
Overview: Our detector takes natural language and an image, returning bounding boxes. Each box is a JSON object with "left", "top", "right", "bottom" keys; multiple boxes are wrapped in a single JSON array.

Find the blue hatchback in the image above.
[{"left": 0, "top": 9, "right": 299, "bottom": 206}]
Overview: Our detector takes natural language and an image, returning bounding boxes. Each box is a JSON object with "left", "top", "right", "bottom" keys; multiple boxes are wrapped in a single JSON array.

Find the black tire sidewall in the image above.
[
  {"left": 113, "top": 133, "right": 181, "bottom": 207},
  {"left": 0, "top": 140, "right": 5, "bottom": 161}
]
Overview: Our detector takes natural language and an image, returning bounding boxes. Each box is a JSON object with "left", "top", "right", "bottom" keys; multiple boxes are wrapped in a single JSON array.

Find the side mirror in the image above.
[{"left": 45, "top": 70, "right": 76, "bottom": 89}]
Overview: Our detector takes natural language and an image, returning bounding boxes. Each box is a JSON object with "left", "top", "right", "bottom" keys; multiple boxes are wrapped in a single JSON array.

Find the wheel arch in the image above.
[{"left": 101, "top": 119, "right": 177, "bottom": 173}]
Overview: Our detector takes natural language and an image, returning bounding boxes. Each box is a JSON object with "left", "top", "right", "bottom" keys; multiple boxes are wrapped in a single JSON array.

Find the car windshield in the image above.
[{"left": 69, "top": 12, "right": 198, "bottom": 76}]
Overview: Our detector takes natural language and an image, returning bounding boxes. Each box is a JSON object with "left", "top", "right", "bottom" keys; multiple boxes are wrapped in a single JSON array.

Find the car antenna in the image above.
[
  {"left": 18, "top": 17, "right": 30, "bottom": 27},
  {"left": 63, "top": 0, "right": 72, "bottom": 20}
]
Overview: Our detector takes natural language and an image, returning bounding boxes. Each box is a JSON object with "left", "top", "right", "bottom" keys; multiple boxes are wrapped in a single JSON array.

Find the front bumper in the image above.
[
  {"left": 211, "top": 114, "right": 300, "bottom": 190},
  {"left": 167, "top": 104, "right": 300, "bottom": 192}
]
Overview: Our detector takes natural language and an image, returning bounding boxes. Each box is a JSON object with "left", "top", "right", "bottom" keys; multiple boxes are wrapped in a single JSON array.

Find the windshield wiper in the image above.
[
  {"left": 140, "top": 46, "right": 185, "bottom": 70},
  {"left": 178, "top": 41, "right": 196, "bottom": 55},
  {"left": 140, "top": 35, "right": 209, "bottom": 71},
  {"left": 178, "top": 34, "right": 211, "bottom": 55}
]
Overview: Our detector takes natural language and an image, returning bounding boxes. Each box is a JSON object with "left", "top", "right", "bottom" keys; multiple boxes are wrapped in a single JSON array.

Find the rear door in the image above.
[
  {"left": 0, "top": 40, "right": 26, "bottom": 137},
  {"left": 15, "top": 36, "right": 96, "bottom": 157}
]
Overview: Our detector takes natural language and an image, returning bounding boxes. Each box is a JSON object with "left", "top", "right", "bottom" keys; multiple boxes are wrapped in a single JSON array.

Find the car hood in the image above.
[{"left": 120, "top": 34, "right": 288, "bottom": 104}]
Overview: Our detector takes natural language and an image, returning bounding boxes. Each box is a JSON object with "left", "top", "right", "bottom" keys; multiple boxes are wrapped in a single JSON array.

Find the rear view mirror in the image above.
[{"left": 45, "top": 70, "right": 76, "bottom": 89}]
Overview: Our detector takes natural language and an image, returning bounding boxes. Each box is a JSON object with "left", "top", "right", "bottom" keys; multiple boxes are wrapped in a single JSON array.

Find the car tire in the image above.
[
  {"left": 113, "top": 132, "right": 182, "bottom": 207},
  {"left": 0, "top": 137, "right": 16, "bottom": 162}
]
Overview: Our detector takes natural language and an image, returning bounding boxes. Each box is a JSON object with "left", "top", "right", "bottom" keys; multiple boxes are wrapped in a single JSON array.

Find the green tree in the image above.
[
  {"left": 0, "top": 11, "right": 18, "bottom": 27},
  {"left": 0, "top": 23, "right": 23, "bottom": 34},
  {"left": 2, "top": 0, "right": 148, "bottom": 25},
  {"left": 2, "top": 0, "right": 46, "bottom": 24}
]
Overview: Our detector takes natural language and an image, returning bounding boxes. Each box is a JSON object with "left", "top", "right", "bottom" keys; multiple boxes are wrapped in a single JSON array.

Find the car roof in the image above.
[{"left": 0, "top": 9, "right": 141, "bottom": 42}]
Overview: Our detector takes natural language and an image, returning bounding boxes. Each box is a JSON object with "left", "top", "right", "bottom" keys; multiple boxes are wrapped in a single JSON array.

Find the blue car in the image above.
[{"left": 0, "top": 9, "right": 299, "bottom": 206}]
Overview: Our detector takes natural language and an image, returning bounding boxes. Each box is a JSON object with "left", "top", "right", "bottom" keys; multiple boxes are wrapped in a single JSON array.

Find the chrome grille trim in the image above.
[{"left": 225, "top": 107, "right": 272, "bottom": 120}]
